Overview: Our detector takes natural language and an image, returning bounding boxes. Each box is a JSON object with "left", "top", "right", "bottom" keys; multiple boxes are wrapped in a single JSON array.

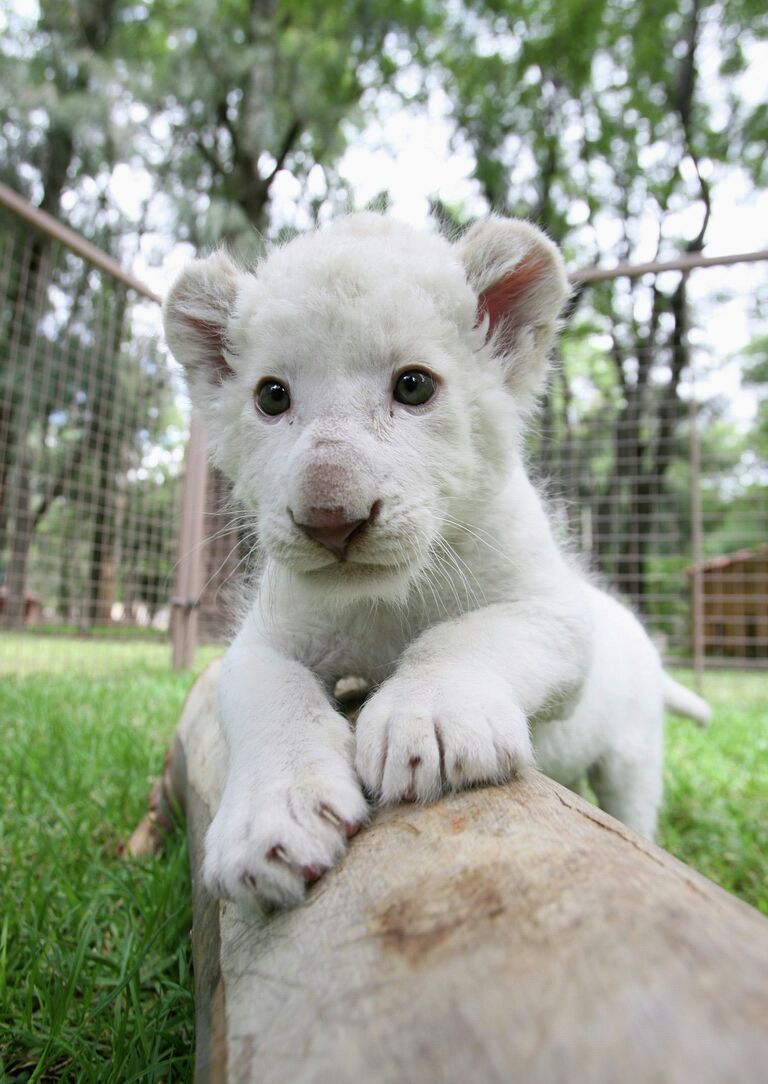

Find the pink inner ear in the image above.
[
  {"left": 476, "top": 251, "right": 549, "bottom": 354},
  {"left": 184, "top": 314, "right": 234, "bottom": 380}
]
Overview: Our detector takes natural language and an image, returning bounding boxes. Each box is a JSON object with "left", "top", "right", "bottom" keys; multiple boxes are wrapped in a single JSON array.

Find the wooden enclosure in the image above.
[{"left": 689, "top": 545, "right": 768, "bottom": 659}]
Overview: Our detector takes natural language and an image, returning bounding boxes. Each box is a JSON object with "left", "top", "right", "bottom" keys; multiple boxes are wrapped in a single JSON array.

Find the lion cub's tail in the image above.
[{"left": 663, "top": 674, "right": 712, "bottom": 728}]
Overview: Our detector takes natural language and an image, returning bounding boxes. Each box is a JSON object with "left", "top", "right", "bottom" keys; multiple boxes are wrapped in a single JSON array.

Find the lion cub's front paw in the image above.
[
  {"left": 203, "top": 761, "right": 367, "bottom": 910},
  {"left": 355, "top": 669, "right": 533, "bottom": 804}
]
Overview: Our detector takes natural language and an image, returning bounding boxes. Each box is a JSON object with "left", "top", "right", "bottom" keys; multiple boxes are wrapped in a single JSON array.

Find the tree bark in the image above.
[
  {"left": 82, "top": 288, "right": 128, "bottom": 630},
  {"left": 169, "top": 662, "right": 768, "bottom": 1084},
  {"left": 0, "top": 234, "right": 53, "bottom": 628}
]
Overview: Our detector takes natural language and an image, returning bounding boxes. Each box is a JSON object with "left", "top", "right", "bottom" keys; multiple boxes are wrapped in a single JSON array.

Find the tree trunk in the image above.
[
  {"left": 57, "top": 512, "right": 75, "bottom": 621},
  {"left": 82, "top": 291, "right": 128, "bottom": 631},
  {"left": 0, "top": 234, "right": 52, "bottom": 628},
  {"left": 2, "top": 457, "right": 35, "bottom": 627},
  {"left": 169, "top": 662, "right": 768, "bottom": 1084},
  {"left": 83, "top": 432, "right": 120, "bottom": 630}
]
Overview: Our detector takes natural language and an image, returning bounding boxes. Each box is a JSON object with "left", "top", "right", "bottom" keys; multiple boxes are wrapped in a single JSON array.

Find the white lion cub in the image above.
[{"left": 163, "top": 214, "right": 709, "bottom": 909}]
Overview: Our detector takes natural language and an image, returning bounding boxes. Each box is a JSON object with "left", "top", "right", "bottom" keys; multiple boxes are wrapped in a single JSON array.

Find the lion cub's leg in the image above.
[{"left": 587, "top": 734, "right": 664, "bottom": 840}]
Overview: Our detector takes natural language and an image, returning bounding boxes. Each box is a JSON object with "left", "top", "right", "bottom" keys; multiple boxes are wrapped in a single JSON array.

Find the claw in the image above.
[
  {"left": 319, "top": 803, "right": 363, "bottom": 840},
  {"left": 318, "top": 803, "right": 343, "bottom": 828},
  {"left": 434, "top": 722, "right": 446, "bottom": 787},
  {"left": 302, "top": 864, "right": 328, "bottom": 884}
]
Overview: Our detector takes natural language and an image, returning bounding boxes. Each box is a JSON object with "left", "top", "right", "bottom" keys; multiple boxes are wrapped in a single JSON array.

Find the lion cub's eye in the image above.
[
  {"left": 393, "top": 369, "right": 436, "bottom": 407},
  {"left": 256, "top": 378, "right": 291, "bottom": 416}
]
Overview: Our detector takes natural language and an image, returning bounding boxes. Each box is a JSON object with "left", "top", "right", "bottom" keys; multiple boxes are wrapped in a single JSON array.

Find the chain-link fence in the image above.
[
  {"left": 1, "top": 185, "right": 766, "bottom": 674},
  {"left": 0, "top": 185, "right": 187, "bottom": 672},
  {"left": 542, "top": 254, "right": 768, "bottom": 670},
  {"left": 536, "top": 355, "right": 767, "bottom": 668}
]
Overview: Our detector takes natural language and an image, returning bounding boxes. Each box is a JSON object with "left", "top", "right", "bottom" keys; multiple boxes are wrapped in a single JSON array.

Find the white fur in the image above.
[{"left": 164, "top": 213, "right": 709, "bottom": 910}]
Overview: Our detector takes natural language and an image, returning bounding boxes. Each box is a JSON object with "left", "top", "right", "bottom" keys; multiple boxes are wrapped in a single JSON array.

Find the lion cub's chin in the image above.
[{"left": 289, "top": 556, "right": 418, "bottom": 604}]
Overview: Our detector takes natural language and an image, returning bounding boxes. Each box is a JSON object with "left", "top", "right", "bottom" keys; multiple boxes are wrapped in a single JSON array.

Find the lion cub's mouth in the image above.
[{"left": 303, "top": 557, "right": 411, "bottom": 580}]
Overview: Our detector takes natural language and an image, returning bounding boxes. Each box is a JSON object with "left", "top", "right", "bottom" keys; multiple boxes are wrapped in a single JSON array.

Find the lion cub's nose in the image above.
[{"left": 292, "top": 503, "right": 380, "bottom": 557}]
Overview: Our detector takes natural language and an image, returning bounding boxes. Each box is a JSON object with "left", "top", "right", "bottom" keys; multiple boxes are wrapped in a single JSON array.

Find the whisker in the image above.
[
  {"left": 435, "top": 535, "right": 486, "bottom": 608},
  {"left": 195, "top": 534, "right": 255, "bottom": 607},
  {"left": 427, "top": 545, "right": 464, "bottom": 615},
  {"left": 437, "top": 542, "right": 477, "bottom": 614},
  {"left": 441, "top": 512, "right": 520, "bottom": 571}
]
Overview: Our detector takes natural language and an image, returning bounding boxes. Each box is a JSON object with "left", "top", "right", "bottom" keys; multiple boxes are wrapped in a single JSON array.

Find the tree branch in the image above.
[
  {"left": 193, "top": 134, "right": 230, "bottom": 177},
  {"left": 653, "top": 273, "right": 690, "bottom": 482},
  {"left": 262, "top": 118, "right": 302, "bottom": 185}
]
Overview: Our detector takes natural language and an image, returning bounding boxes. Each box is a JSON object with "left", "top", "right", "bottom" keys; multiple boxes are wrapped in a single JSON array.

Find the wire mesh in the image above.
[
  {"left": 0, "top": 204, "right": 185, "bottom": 671},
  {"left": 1, "top": 192, "right": 766, "bottom": 673},
  {"left": 539, "top": 317, "right": 768, "bottom": 667}
]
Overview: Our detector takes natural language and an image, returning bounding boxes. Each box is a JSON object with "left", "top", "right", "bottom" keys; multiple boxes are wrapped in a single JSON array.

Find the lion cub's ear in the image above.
[
  {"left": 163, "top": 252, "right": 244, "bottom": 390},
  {"left": 456, "top": 217, "right": 570, "bottom": 404}
]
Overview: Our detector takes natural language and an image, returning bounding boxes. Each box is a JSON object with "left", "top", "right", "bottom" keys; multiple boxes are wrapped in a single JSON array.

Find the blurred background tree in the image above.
[
  {"left": 120, "top": 0, "right": 443, "bottom": 251},
  {"left": 439, "top": 0, "right": 768, "bottom": 614}
]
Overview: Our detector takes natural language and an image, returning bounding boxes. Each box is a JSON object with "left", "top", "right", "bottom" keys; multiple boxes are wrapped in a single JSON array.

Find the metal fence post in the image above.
[{"left": 171, "top": 416, "right": 209, "bottom": 670}]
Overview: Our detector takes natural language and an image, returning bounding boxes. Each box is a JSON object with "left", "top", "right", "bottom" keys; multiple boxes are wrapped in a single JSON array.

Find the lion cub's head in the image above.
[{"left": 163, "top": 214, "right": 568, "bottom": 601}]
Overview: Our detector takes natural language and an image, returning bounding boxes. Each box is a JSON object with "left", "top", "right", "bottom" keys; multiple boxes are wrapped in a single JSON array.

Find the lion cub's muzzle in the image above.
[{"left": 289, "top": 501, "right": 382, "bottom": 559}]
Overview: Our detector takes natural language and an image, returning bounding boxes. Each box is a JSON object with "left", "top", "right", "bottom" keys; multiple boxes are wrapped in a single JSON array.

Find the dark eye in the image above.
[
  {"left": 393, "top": 369, "right": 436, "bottom": 407},
  {"left": 256, "top": 378, "right": 291, "bottom": 416}
]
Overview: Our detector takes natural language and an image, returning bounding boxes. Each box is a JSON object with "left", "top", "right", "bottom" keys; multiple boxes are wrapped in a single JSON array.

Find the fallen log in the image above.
[{"left": 169, "top": 661, "right": 768, "bottom": 1084}]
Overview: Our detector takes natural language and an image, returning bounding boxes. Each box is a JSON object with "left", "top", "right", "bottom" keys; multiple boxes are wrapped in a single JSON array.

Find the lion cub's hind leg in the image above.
[{"left": 587, "top": 738, "right": 663, "bottom": 840}]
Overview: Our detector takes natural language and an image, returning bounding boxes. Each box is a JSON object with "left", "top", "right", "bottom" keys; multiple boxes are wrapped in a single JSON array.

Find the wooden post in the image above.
[
  {"left": 170, "top": 663, "right": 768, "bottom": 1084},
  {"left": 171, "top": 417, "right": 209, "bottom": 670},
  {"left": 689, "top": 390, "right": 706, "bottom": 690}
]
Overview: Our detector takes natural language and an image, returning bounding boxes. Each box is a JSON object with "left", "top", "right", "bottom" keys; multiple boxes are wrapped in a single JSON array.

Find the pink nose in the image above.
[{"left": 292, "top": 504, "right": 379, "bottom": 557}]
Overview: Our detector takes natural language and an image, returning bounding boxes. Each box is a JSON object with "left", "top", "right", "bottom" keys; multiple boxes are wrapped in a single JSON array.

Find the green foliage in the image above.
[
  {"left": 437, "top": 0, "right": 768, "bottom": 618},
  {"left": 435, "top": 0, "right": 766, "bottom": 276},
  {"left": 112, "top": 0, "right": 445, "bottom": 247},
  {"left": 0, "top": 0, "right": 140, "bottom": 238}
]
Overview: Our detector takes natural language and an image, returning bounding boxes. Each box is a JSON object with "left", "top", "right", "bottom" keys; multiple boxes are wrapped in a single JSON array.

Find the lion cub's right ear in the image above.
[
  {"left": 456, "top": 217, "right": 569, "bottom": 409},
  {"left": 163, "top": 252, "right": 244, "bottom": 393}
]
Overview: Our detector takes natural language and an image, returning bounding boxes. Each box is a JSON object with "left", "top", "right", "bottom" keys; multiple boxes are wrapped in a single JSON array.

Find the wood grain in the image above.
[{"left": 172, "top": 661, "right": 768, "bottom": 1084}]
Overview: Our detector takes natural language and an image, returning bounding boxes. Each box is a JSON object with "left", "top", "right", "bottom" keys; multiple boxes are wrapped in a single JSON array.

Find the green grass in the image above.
[
  {"left": 0, "top": 633, "right": 186, "bottom": 677},
  {"left": 659, "top": 670, "right": 768, "bottom": 915},
  {"left": 0, "top": 639, "right": 221, "bottom": 1083},
  {"left": 0, "top": 638, "right": 765, "bottom": 1080},
  {"left": 18, "top": 624, "right": 170, "bottom": 642}
]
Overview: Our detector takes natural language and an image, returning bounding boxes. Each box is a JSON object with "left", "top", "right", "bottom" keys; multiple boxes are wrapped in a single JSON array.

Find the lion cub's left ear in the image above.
[{"left": 456, "top": 217, "right": 570, "bottom": 404}]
